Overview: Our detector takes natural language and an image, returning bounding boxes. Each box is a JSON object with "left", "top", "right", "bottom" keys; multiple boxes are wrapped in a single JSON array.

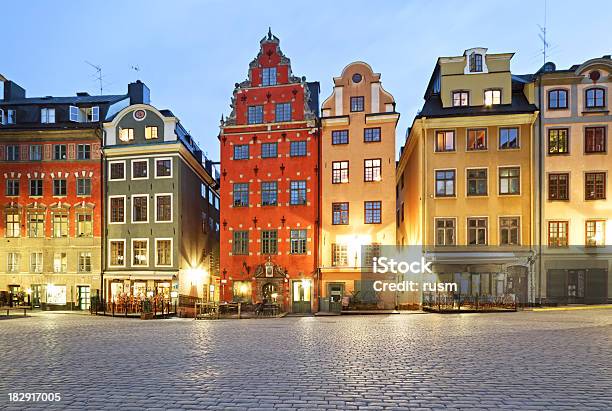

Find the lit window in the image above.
[
  {"left": 331, "top": 244, "right": 348, "bottom": 266},
  {"left": 548, "top": 129, "right": 569, "bottom": 154},
  {"left": 364, "top": 159, "right": 381, "bottom": 182},
  {"left": 484, "top": 90, "right": 501, "bottom": 105},
  {"left": 27, "top": 210, "right": 45, "bottom": 238},
  {"left": 332, "top": 161, "right": 349, "bottom": 184},
  {"left": 364, "top": 201, "right": 381, "bottom": 224},
  {"left": 467, "top": 129, "right": 487, "bottom": 150},
  {"left": 110, "top": 241, "right": 125, "bottom": 266},
  {"left": 586, "top": 220, "right": 605, "bottom": 247},
  {"left": 5, "top": 209, "right": 20, "bottom": 238},
  {"left": 145, "top": 126, "right": 158, "bottom": 139},
  {"left": 132, "top": 240, "right": 148, "bottom": 266},
  {"left": 119, "top": 128, "right": 134, "bottom": 142},
  {"left": 435, "top": 131, "right": 455, "bottom": 152},
  {"left": 548, "top": 221, "right": 568, "bottom": 247},
  {"left": 332, "top": 203, "right": 349, "bottom": 225},
  {"left": 76, "top": 213, "right": 93, "bottom": 237},
  {"left": 30, "top": 252, "right": 43, "bottom": 273},
  {"left": 52, "top": 211, "right": 69, "bottom": 237},
  {"left": 452, "top": 91, "right": 469, "bottom": 107},
  {"left": 79, "top": 252, "right": 92, "bottom": 273}
]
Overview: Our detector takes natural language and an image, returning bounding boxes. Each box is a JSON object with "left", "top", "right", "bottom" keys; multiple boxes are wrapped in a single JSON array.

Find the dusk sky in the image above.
[{"left": 2, "top": 0, "right": 610, "bottom": 159}]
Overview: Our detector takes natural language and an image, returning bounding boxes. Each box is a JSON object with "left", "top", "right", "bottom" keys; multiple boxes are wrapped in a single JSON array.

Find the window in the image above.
[
  {"left": 364, "top": 128, "right": 381, "bottom": 142},
  {"left": 585, "top": 172, "right": 606, "bottom": 200},
  {"left": 76, "top": 178, "right": 91, "bottom": 196},
  {"left": 7, "top": 253, "right": 20, "bottom": 272},
  {"left": 499, "top": 167, "right": 520, "bottom": 195},
  {"left": 76, "top": 213, "right": 92, "bottom": 237},
  {"left": 53, "top": 179, "right": 67, "bottom": 196},
  {"left": 548, "top": 129, "right": 569, "bottom": 154},
  {"left": 585, "top": 88, "right": 605, "bottom": 108},
  {"left": 155, "top": 158, "right": 172, "bottom": 177},
  {"left": 145, "top": 126, "right": 158, "bottom": 139},
  {"left": 290, "top": 180, "right": 307, "bottom": 205},
  {"left": 132, "top": 160, "right": 148, "bottom": 179},
  {"left": 6, "top": 179, "right": 19, "bottom": 196},
  {"left": 364, "top": 201, "right": 381, "bottom": 224},
  {"left": 41, "top": 108, "right": 55, "bottom": 124},
  {"left": 52, "top": 211, "right": 68, "bottom": 237},
  {"left": 484, "top": 90, "right": 501, "bottom": 105},
  {"left": 5, "top": 209, "right": 20, "bottom": 238},
  {"left": 27, "top": 210, "right": 44, "bottom": 238},
  {"left": 29, "top": 145, "right": 42, "bottom": 161},
  {"left": 435, "top": 170, "right": 455, "bottom": 197},
  {"left": 499, "top": 127, "right": 519, "bottom": 149},
  {"left": 87, "top": 106, "right": 99, "bottom": 122},
  {"left": 275, "top": 103, "right": 291, "bottom": 122},
  {"left": 332, "top": 161, "right": 349, "bottom": 184},
  {"left": 585, "top": 127, "right": 606, "bottom": 153},
  {"left": 6, "top": 109, "right": 16, "bottom": 124},
  {"left": 119, "top": 128, "right": 134, "bottom": 142},
  {"left": 548, "top": 221, "right": 568, "bottom": 247},
  {"left": 469, "top": 53, "right": 483, "bottom": 72},
  {"left": 467, "top": 129, "right": 487, "bottom": 150},
  {"left": 364, "top": 159, "right": 381, "bottom": 182},
  {"left": 548, "top": 173, "right": 569, "bottom": 200},
  {"left": 332, "top": 244, "right": 348, "bottom": 267},
  {"left": 261, "top": 181, "right": 277, "bottom": 206},
  {"left": 30, "top": 252, "right": 43, "bottom": 273},
  {"left": 332, "top": 130, "right": 348, "bottom": 145},
  {"left": 156, "top": 239, "right": 172, "bottom": 266},
  {"left": 452, "top": 91, "right": 469, "bottom": 107},
  {"left": 500, "top": 217, "right": 520, "bottom": 246},
  {"left": 248, "top": 105, "right": 263, "bottom": 124},
  {"left": 156, "top": 194, "right": 172, "bottom": 222},
  {"left": 261, "top": 142, "right": 278, "bottom": 158},
  {"left": 233, "top": 231, "right": 249, "bottom": 255},
  {"left": 548, "top": 89, "right": 568, "bottom": 109},
  {"left": 132, "top": 240, "right": 148, "bottom": 266},
  {"left": 110, "top": 162, "right": 125, "bottom": 180},
  {"left": 350, "top": 96, "right": 364, "bottom": 112},
  {"left": 109, "top": 240, "right": 125, "bottom": 266},
  {"left": 233, "top": 144, "right": 249, "bottom": 160},
  {"left": 69, "top": 106, "right": 79, "bottom": 122},
  {"left": 53, "top": 144, "right": 67, "bottom": 160},
  {"left": 233, "top": 183, "right": 249, "bottom": 207},
  {"left": 77, "top": 144, "right": 91, "bottom": 160},
  {"left": 467, "top": 218, "right": 487, "bottom": 245},
  {"left": 78, "top": 252, "right": 92, "bottom": 273},
  {"left": 435, "top": 130, "right": 455, "bottom": 152},
  {"left": 467, "top": 169, "right": 488, "bottom": 196},
  {"left": 290, "top": 141, "right": 307, "bottom": 157},
  {"left": 586, "top": 220, "right": 605, "bottom": 247},
  {"left": 132, "top": 195, "right": 148, "bottom": 222},
  {"left": 290, "top": 229, "right": 307, "bottom": 254},
  {"left": 262, "top": 67, "right": 277, "bottom": 86},
  {"left": 109, "top": 197, "right": 125, "bottom": 223},
  {"left": 435, "top": 218, "right": 456, "bottom": 246},
  {"left": 6, "top": 145, "right": 19, "bottom": 161},
  {"left": 362, "top": 244, "right": 381, "bottom": 268},
  {"left": 332, "top": 202, "right": 349, "bottom": 225},
  {"left": 261, "top": 230, "right": 278, "bottom": 254},
  {"left": 30, "top": 179, "right": 43, "bottom": 196}
]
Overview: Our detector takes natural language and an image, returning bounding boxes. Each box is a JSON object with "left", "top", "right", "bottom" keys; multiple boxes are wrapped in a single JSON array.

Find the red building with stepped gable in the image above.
[{"left": 219, "top": 30, "right": 320, "bottom": 313}]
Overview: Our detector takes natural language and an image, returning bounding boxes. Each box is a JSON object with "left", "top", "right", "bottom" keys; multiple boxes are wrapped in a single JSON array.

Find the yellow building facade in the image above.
[
  {"left": 535, "top": 56, "right": 612, "bottom": 304},
  {"left": 398, "top": 48, "right": 538, "bottom": 306},
  {"left": 319, "top": 62, "right": 398, "bottom": 310}
]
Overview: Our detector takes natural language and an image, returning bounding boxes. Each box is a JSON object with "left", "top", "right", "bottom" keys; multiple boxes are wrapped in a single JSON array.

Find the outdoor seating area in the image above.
[
  {"left": 195, "top": 301, "right": 283, "bottom": 319},
  {"left": 90, "top": 296, "right": 177, "bottom": 318},
  {"left": 423, "top": 292, "right": 517, "bottom": 313}
]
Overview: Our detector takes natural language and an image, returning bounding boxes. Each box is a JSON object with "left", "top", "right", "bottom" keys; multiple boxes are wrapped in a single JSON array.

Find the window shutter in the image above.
[
  {"left": 69, "top": 106, "right": 79, "bottom": 122},
  {"left": 0, "top": 109, "right": 5, "bottom": 125},
  {"left": 91, "top": 106, "right": 99, "bottom": 122}
]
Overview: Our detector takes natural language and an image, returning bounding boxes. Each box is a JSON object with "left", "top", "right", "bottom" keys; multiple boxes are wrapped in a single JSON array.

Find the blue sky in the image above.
[{"left": 2, "top": 0, "right": 610, "bottom": 159}]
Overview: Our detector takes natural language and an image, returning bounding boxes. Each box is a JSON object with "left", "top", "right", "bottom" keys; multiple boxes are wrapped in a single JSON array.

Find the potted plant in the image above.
[{"left": 140, "top": 298, "right": 154, "bottom": 320}]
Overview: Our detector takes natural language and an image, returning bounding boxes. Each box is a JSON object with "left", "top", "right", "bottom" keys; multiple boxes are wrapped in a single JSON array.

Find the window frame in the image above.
[
  {"left": 247, "top": 105, "right": 264, "bottom": 124},
  {"left": 331, "top": 130, "right": 349, "bottom": 145},
  {"left": 350, "top": 96, "right": 365, "bottom": 112},
  {"left": 499, "top": 216, "right": 521, "bottom": 246},
  {"left": 364, "top": 201, "right": 382, "bottom": 224},
  {"left": 155, "top": 238, "right": 173, "bottom": 267},
  {"left": 5, "top": 179, "right": 19, "bottom": 197},
  {"left": 332, "top": 202, "right": 349, "bottom": 225},
  {"left": 434, "top": 217, "right": 456, "bottom": 247},
  {"left": 108, "top": 160, "right": 126, "bottom": 181},
  {"left": 498, "top": 166, "right": 521, "bottom": 196},
  {"left": 585, "top": 220, "right": 606, "bottom": 247},
  {"left": 452, "top": 91, "right": 469, "bottom": 107},
  {"left": 499, "top": 127, "right": 520, "bottom": 150},
  {"left": 548, "top": 221, "right": 569, "bottom": 248},
  {"left": 108, "top": 195, "right": 126, "bottom": 224},
  {"left": 261, "top": 67, "right": 277, "bottom": 86},
  {"left": 261, "top": 142, "right": 278, "bottom": 159},
  {"left": 76, "top": 177, "right": 91, "bottom": 196},
  {"left": 232, "top": 231, "right": 249, "bottom": 255},
  {"left": 484, "top": 89, "right": 501, "bottom": 106},
  {"left": 52, "top": 179, "right": 67, "bottom": 197},
  {"left": 466, "top": 128, "right": 488, "bottom": 151},
  {"left": 584, "top": 172, "right": 606, "bottom": 200},
  {"left": 261, "top": 181, "right": 278, "bottom": 207},
  {"left": 290, "top": 229, "right": 307, "bottom": 255},
  {"left": 467, "top": 217, "right": 488, "bottom": 246},
  {"left": 108, "top": 239, "right": 127, "bottom": 268},
  {"left": 29, "top": 179, "right": 43, "bottom": 197},
  {"left": 154, "top": 157, "right": 173, "bottom": 179},
  {"left": 547, "top": 88, "right": 569, "bottom": 110},
  {"left": 131, "top": 159, "right": 149, "bottom": 180},
  {"left": 76, "top": 144, "right": 91, "bottom": 160},
  {"left": 274, "top": 102, "right": 291, "bottom": 122},
  {"left": 232, "top": 183, "right": 249, "bottom": 207},
  {"left": 364, "top": 158, "right": 382, "bottom": 182},
  {"left": 364, "top": 128, "right": 381, "bottom": 143},
  {"left": 332, "top": 161, "right": 349, "bottom": 184},
  {"left": 261, "top": 230, "right": 278, "bottom": 255},
  {"left": 548, "top": 173, "right": 570, "bottom": 201},
  {"left": 233, "top": 144, "right": 250, "bottom": 160},
  {"left": 584, "top": 126, "right": 606, "bottom": 154},
  {"left": 585, "top": 87, "right": 606, "bottom": 109},
  {"left": 154, "top": 193, "right": 173, "bottom": 223},
  {"left": 435, "top": 130, "right": 455, "bottom": 152},
  {"left": 131, "top": 238, "right": 150, "bottom": 267},
  {"left": 466, "top": 168, "right": 488, "bottom": 197},
  {"left": 289, "top": 140, "right": 307, "bottom": 157},
  {"left": 434, "top": 169, "right": 456, "bottom": 198},
  {"left": 289, "top": 180, "right": 307, "bottom": 206},
  {"left": 131, "top": 194, "right": 149, "bottom": 224}
]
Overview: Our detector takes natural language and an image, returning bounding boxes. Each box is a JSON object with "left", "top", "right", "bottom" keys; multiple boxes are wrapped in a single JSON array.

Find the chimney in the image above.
[
  {"left": 128, "top": 80, "right": 150, "bottom": 105},
  {"left": 3, "top": 80, "right": 26, "bottom": 101},
  {"left": 76, "top": 92, "right": 90, "bottom": 97}
]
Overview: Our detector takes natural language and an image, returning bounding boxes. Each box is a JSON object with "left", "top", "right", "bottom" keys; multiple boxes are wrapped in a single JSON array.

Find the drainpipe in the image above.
[
  {"left": 421, "top": 119, "right": 428, "bottom": 308},
  {"left": 537, "top": 75, "right": 544, "bottom": 306},
  {"left": 100, "top": 126, "right": 107, "bottom": 312}
]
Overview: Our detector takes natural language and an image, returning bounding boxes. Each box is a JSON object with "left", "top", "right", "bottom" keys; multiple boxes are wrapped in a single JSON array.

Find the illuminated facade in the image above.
[{"left": 319, "top": 62, "right": 399, "bottom": 310}]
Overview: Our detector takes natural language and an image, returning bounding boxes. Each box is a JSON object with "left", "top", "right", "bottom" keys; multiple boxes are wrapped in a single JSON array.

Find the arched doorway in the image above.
[{"left": 262, "top": 282, "right": 278, "bottom": 303}]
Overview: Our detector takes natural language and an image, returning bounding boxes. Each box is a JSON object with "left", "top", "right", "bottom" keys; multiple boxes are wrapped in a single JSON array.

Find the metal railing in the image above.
[{"left": 423, "top": 292, "right": 517, "bottom": 312}]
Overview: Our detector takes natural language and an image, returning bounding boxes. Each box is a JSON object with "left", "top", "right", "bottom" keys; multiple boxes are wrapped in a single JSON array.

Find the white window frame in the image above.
[
  {"left": 131, "top": 194, "right": 149, "bottom": 224},
  {"left": 30, "top": 252, "right": 43, "bottom": 273},
  {"left": 131, "top": 159, "right": 149, "bottom": 180},
  {"left": 108, "top": 160, "right": 126, "bottom": 181},
  {"left": 108, "top": 195, "right": 127, "bottom": 224},
  {"left": 88, "top": 106, "right": 99, "bottom": 122},
  {"left": 108, "top": 239, "right": 127, "bottom": 268},
  {"left": 119, "top": 128, "right": 134, "bottom": 142},
  {"left": 434, "top": 217, "right": 457, "bottom": 247},
  {"left": 131, "top": 238, "right": 149, "bottom": 268},
  {"left": 466, "top": 216, "right": 489, "bottom": 246},
  {"left": 41, "top": 108, "right": 56, "bottom": 124},
  {"left": 154, "top": 157, "right": 173, "bottom": 179},
  {"left": 145, "top": 126, "right": 159, "bottom": 139},
  {"left": 154, "top": 193, "right": 173, "bottom": 223},
  {"left": 155, "top": 238, "right": 173, "bottom": 267},
  {"left": 484, "top": 89, "right": 501, "bottom": 106},
  {"left": 69, "top": 105, "right": 79, "bottom": 122}
]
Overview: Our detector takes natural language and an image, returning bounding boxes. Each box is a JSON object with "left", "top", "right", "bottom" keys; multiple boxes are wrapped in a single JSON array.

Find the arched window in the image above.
[
  {"left": 469, "top": 53, "right": 483, "bottom": 73},
  {"left": 548, "top": 89, "right": 568, "bottom": 109},
  {"left": 585, "top": 88, "right": 605, "bottom": 108}
]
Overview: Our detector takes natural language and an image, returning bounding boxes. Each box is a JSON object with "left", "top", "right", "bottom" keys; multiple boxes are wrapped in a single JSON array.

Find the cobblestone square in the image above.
[{"left": 1, "top": 310, "right": 611, "bottom": 410}]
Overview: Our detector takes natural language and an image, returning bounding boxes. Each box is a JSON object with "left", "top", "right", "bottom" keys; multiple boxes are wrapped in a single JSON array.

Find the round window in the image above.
[{"left": 352, "top": 73, "right": 362, "bottom": 83}]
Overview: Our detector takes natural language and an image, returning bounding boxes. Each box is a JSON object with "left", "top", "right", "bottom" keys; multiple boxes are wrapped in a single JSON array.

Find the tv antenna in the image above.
[
  {"left": 537, "top": 0, "right": 549, "bottom": 65},
  {"left": 85, "top": 61, "right": 104, "bottom": 95},
  {"left": 131, "top": 64, "right": 141, "bottom": 76}
]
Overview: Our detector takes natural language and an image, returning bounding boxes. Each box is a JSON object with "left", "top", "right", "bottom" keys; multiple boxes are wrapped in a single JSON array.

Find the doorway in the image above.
[
  {"left": 78, "top": 286, "right": 91, "bottom": 310},
  {"left": 327, "top": 283, "right": 344, "bottom": 313},
  {"left": 292, "top": 280, "right": 311, "bottom": 313}
]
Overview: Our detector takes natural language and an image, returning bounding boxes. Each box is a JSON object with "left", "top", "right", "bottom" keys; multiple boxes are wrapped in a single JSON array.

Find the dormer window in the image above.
[
  {"left": 119, "top": 128, "right": 134, "bottom": 142},
  {"left": 262, "top": 67, "right": 277, "bottom": 86},
  {"left": 469, "top": 53, "right": 483, "bottom": 73},
  {"left": 586, "top": 88, "right": 605, "bottom": 109},
  {"left": 484, "top": 89, "right": 501, "bottom": 106},
  {"left": 70, "top": 106, "right": 100, "bottom": 122},
  {"left": 41, "top": 108, "right": 56, "bottom": 124},
  {"left": 452, "top": 91, "right": 469, "bottom": 107},
  {"left": 7, "top": 109, "right": 16, "bottom": 124}
]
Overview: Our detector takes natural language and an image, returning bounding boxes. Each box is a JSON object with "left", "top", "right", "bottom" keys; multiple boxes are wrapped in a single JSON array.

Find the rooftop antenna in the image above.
[
  {"left": 85, "top": 61, "right": 104, "bottom": 95},
  {"left": 131, "top": 64, "right": 141, "bottom": 79},
  {"left": 537, "top": 0, "right": 549, "bottom": 65}
]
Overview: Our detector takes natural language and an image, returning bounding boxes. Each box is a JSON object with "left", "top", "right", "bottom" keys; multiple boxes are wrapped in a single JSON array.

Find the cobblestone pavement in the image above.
[{"left": 1, "top": 310, "right": 611, "bottom": 410}]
